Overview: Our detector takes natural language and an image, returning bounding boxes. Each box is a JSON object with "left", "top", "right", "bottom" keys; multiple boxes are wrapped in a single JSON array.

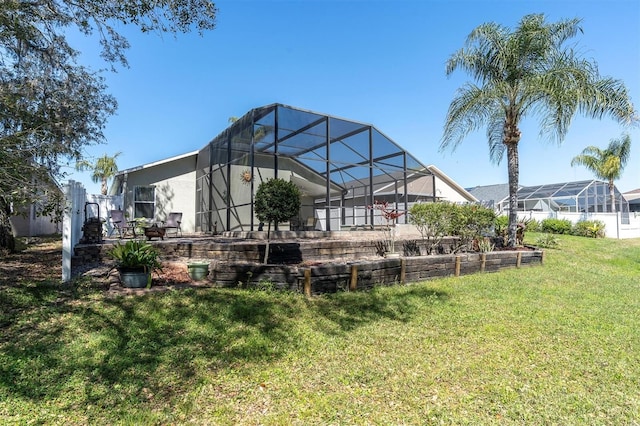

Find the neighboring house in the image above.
[
  {"left": 467, "top": 183, "right": 511, "bottom": 214},
  {"left": 109, "top": 104, "right": 474, "bottom": 234},
  {"left": 623, "top": 188, "right": 640, "bottom": 212}
]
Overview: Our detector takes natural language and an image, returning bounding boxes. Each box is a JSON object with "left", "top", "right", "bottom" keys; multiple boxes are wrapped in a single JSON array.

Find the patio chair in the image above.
[
  {"left": 109, "top": 210, "right": 136, "bottom": 238},
  {"left": 162, "top": 212, "right": 182, "bottom": 237},
  {"left": 304, "top": 217, "right": 318, "bottom": 231},
  {"left": 289, "top": 216, "right": 301, "bottom": 231}
]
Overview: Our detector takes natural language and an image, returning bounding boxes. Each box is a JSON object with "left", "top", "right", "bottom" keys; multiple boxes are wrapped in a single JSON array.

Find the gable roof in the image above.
[
  {"left": 427, "top": 165, "right": 477, "bottom": 202},
  {"left": 623, "top": 188, "right": 640, "bottom": 201},
  {"left": 115, "top": 150, "right": 199, "bottom": 176}
]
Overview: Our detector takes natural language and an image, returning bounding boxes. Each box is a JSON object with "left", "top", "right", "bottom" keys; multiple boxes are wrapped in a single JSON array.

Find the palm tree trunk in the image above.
[
  {"left": 609, "top": 180, "right": 617, "bottom": 213},
  {"left": 101, "top": 177, "right": 108, "bottom": 195},
  {"left": 506, "top": 142, "right": 520, "bottom": 247},
  {"left": 504, "top": 117, "right": 521, "bottom": 247}
]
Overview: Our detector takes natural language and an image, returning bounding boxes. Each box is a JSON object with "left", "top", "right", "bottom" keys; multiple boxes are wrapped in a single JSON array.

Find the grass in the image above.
[{"left": 1, "top": 233, "right": 639, "bottom": 424}]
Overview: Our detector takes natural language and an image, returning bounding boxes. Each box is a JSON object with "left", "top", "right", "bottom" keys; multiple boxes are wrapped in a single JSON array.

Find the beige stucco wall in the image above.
[
  {"left": 120, "top": 155, "right": 197, "bottom": 233},
  {"left": 434, "top": 175, "right": 472, "bottom": 203}
]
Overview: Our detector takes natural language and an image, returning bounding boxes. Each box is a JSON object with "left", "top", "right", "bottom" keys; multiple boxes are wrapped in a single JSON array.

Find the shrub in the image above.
[
  {"left": 494, "top": 215, "right": 509, "bottom": 238},
  {"left": 572, "top": 220, "right": 606, "bottom": 238},
  {"left": 535, "top": 233, "right": 560, "bottom": 248},
  {"left": 477, "top": 238, "right": 495, "bottom": 253},
  {"left": 493, "top": 215, "right": 532, "bottom": 246},
  {"left": 409, "top": 202, "right": 495, "bottom": 254},
  {"left": 526, "top": 218, "right": 541, "bottom": 232},
  {"left": 409, "top": 202, "right": 453, "bottom": 254},
  {"left": 541, "top": 218, "right": 573, "bottom": 234},
  {"left": 449, "top": 204, "right": 496, "bottom": 253}
]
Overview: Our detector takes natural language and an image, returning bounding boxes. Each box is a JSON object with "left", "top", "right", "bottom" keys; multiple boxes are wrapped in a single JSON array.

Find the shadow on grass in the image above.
[
  {"left": 309, "top": 286, "right": 449, "bottom": 333},
  {"left": 0, "top": 279, "right": 448, "bottom": 411}
]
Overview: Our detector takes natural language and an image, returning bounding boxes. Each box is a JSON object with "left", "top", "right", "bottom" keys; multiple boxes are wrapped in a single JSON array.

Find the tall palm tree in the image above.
[
  {"left": 571, "top": 134, "right": 631, "bottom": 213},
  {"left": 440, "top": 14, "right": 636, "bottom": 246},
  {"left": 76, "top": 152, "right": 122, "bottom": 195}
]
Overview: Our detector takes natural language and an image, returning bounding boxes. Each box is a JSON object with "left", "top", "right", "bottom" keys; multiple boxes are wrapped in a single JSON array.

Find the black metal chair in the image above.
[
  {"left": 162, "top": 212, "right": 182, "bottom": 237},
  {"left": 109, "top": 210, "right": 136, "bottom": 238}
]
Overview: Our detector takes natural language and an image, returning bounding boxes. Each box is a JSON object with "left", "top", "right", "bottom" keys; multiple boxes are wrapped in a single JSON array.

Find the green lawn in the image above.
[{"left": 1, "top": 233, "right": 639, "bottom": 424}]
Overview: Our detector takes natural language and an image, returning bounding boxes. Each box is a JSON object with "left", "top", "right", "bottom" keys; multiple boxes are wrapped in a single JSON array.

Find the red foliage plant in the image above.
[{"left": 368, "top": 200, "right": 405, "bottom": 222}]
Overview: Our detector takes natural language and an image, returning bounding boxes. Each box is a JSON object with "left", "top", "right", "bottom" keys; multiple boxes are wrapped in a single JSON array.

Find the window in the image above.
[{"left": 134, "top": 186, "right": 155, "bottom": 219}]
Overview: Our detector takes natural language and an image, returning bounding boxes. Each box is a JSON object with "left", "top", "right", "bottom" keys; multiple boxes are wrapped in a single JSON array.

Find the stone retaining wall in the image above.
[
  {"left": 209, "top": 250, "right": 543, "bottom": 294},
  {"left": 73, "top": 237, "right": 462, "bottom": 265},
  {"left": 72, "top": 238, "right": 543, "bottom": 294}
]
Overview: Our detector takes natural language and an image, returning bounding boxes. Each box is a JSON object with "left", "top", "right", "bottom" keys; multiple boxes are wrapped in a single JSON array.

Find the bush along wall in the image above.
[{"left": 539, "top": 218, "right": 606, "bottom": 238}]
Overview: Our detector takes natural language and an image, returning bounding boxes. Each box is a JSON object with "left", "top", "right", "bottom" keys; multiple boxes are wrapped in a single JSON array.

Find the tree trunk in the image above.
[
  {"left": 0, "top": 197, "right": 16, "bottom": 253},
  {"left": 263, "top": 221, "right": 271, "bottom": 264},
  {"left": 101, "top": 177, "right": 108, "bottom": 195},
  {"left": 504, "top": 119, "right": 521, "bottom": 247},
  {"left": 609, "top": 180, "right": 616, "bottom": 213}
]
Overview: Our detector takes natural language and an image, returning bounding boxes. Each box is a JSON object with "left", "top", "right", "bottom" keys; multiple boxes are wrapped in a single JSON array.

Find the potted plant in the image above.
[
  {"left": 187, "top": 261, "right": 210, "bottom": 281},
  {"left": 108, "top": 240, "right": 162, "bottom": 288}
]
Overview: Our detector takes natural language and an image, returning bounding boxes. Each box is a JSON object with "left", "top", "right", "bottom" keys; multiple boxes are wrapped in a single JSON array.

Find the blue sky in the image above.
[{"left": 68, "top": 0, "right": 640, "bottom": 195}]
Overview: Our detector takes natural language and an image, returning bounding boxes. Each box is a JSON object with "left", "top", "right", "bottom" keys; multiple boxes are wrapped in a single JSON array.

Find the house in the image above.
[
  {"left": 623, "top": 188, "right": 640, "bottom": 212},
  {"left": 110, "top": 104, "right": 475, "bottom": 234},
  {"left": 467, "top": 183, "right": 511, "bottom": 215},
  {"left": 109, "top": 151, "right": 198, "bottom": 232}
]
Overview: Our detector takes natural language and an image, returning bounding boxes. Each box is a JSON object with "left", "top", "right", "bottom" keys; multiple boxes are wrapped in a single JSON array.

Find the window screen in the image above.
[{"left": 134, "top": 186, "right": 155, "bottom": 218}]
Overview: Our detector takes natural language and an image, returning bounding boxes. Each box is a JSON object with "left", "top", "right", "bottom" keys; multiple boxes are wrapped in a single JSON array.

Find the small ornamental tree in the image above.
[
  {"left": 368, "top": 200, "right": 405, "bottom": 254},
  {"left": 254, "top": 178, "right": 301, "bottom": 263}
]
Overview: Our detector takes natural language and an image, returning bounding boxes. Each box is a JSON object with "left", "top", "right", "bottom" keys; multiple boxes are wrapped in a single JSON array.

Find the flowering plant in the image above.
[{"left": 368, "top": 200, "right": 405, "bottom": 254}]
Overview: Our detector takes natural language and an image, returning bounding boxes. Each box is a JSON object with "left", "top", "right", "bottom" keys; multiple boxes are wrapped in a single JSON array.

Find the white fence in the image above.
[
  {"left": 314, "top": 206, "right": 640, "bottom": 240},
  {"left": 61, "top": 181, "right": 123, "bottom": 281},
  {"left": 517, "top": 210, "right": 640, "bottom": 239}
]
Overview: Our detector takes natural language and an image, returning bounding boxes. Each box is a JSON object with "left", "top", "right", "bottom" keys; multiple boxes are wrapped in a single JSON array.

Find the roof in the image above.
[
  {"left": 209, "top": 103, "right": 434, "bottom": 190},
  {"left": 427, "top": 165, "right": 478, "bottom": 202},
  {"left": 517, "top": 180, "right": 600, "bottom": 200},
  {"left": 115, "top": 150, "right": 199, "bottom": 176},
  {"left": 467, "top": 183, "right": 510, "bottom": 204},
  {"left": 623, "top": 188, "right": 640, "bottom": 201}
]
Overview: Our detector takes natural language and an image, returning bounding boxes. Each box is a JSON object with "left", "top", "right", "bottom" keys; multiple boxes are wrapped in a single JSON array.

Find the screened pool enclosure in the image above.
[
  {"left": 498, "top": 180, "right": 630, "bottom": 220},
  {"left": 195, "top": 104, "right": 436, "bottom": 233}
]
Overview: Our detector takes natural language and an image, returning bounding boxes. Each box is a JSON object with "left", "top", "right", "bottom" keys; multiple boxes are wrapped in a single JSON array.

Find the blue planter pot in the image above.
[{"left": 119, "top": 269, "right": 151, "bottom": 288}]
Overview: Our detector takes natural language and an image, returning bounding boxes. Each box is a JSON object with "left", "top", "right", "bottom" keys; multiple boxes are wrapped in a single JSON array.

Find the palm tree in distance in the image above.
[
  {"left": 571, "top": 134, "right": 631, "bottom": 213},
  {"left": 440, "top": 14, "right": 637, "bottom": 246},
  {"left": 76, "top": 152, "right": 122, "bottom": 195}
]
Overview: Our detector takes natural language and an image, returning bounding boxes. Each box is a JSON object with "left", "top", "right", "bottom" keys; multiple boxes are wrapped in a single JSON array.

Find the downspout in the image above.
[
  {"left": 122, "top": 172, "right": 128, "bottom": 214},
  {"left": 432, "top": 172, "right": 437, "bottom": 203}
]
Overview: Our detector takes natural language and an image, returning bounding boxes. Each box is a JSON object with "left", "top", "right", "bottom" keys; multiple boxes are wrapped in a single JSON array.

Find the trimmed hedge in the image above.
[{"left": 541, "top": 218, "right": 573, "bottom": 234}]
